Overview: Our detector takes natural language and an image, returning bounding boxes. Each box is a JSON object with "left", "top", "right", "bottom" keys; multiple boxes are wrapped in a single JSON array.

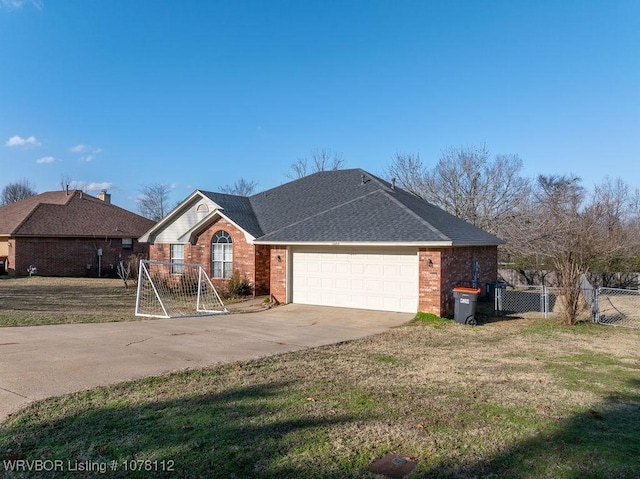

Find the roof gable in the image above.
[{"left": 138, "top": 191, "right": 260, "bottom": 244}]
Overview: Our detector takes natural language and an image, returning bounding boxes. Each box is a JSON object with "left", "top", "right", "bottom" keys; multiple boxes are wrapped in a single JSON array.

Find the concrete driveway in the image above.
[{"left": 0, "top": 304, "right": 411, "bottom": 421}]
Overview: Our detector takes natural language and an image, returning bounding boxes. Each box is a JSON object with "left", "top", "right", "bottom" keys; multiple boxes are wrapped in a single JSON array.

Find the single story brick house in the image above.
[
  {"left": 0, "top": 189, "right": 155, "bottom": 277},
  {"left": 139, "top": 169, "right": 504, "bottom": 316}
]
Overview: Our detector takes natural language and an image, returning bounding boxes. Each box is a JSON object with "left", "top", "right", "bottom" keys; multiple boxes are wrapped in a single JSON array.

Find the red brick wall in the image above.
[
  {"left": 254, "top": 244, "right": 271, "bottom": 295},
  {"left": 9, "top": 237, "right": 148, "bottom": 277},
  {"left": 269, "top": 247, "right": 287, "bottom": 304},
  {"left": 418, "top": 249, "right": 443, "bottom": 315},
  {"left": 148, "top": 218, "right": 271, "bottom": 296},
  {"left": 419, "top": 246, "right": 498, "bottom": 317}
]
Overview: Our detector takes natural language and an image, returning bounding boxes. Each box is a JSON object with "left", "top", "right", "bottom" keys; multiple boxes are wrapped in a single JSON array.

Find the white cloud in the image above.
[
  {"left": 70, "top": 144, "right": 86, "bottom": 153},
  {"left": 0, "top": 0, "right": 43, "bottom": 9},
  {"left": 69, "top": 181, "right": 113, "bottom": 192},
  {"left": 70, "top": 144, "right": 102, "bottom": 161},
  {"left": 36, "top": 156, "right": 55, "bottom": 164},
  {"left": 5, "top": 135, "right": 41, "bottom": 147}
]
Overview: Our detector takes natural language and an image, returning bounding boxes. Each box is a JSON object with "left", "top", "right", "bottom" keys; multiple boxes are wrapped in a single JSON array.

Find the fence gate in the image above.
[{"left": 595, "top": 287, "right": 640, "bottom": 328}]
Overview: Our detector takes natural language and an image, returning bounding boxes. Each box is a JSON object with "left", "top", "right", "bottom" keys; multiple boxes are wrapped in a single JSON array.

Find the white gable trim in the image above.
[{"left": 138, "top": 190, "right": 208, "bottom": 243}]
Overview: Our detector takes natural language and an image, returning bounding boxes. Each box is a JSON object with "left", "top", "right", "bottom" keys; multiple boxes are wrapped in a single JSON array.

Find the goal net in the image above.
[{"left": 135, "top": 260, "right": 228, "bottom": 318}]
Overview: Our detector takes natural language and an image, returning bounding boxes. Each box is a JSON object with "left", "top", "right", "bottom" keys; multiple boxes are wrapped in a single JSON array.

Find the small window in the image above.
[
  {"left": 171, "top": 244, "right": 184, "bottom": 274},
  {"left": 122, "top": 238, "right": 133, "bottom": 250},
  {"left": 212, "top": 231, "right": 232, "bottom": 279}
]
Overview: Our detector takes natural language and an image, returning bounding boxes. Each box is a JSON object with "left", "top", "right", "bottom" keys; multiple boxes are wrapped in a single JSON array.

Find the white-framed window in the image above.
[
  {"left": 212, "top": 231, "right": 232, "bottom": 279},
  {"left": 171, "top": 244, "right": 184, "bottom": 274},
  {"left": 122, "top": 238, "right": 133, "bottom": 250}
]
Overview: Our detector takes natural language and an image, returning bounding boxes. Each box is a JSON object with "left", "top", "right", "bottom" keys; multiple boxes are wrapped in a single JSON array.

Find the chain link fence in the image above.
[
  {"left": 494, "top": 284, "right": 587, "bottom": 320},
  {"left": 493, "top": 281, "right": 640, "bottom": 328},
  {"left": 595, "top": 287, "right": 640, "bottom": 328},
  {"left": 495, "top": 285, "right": 545, "bottom": 318}
]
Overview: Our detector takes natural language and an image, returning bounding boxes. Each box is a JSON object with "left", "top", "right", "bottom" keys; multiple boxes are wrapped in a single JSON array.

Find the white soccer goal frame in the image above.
[{"left": 135, "top": 260, "right": 228, "bottom": 318}]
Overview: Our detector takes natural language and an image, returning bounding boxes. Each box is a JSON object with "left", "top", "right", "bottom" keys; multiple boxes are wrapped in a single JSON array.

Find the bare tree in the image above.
[
  {"left": 503, "top": 175, "right": 640, "bottom": 325},
  {"left": 386, "top": 146, "right": 530, "bottom": 236},
  {"left": 585, "top": 178, "right": 640, "bottom": 288},
  {"left": 219, "top": 178, "right": 258, "bottom": 196},
  {"left": 286, "top": 149, "right": 344, "bottom": 179},
  {"left": 59, "top": 174, "right": 73, "bottom": 191},
  {"left": 137, "top": 183, "right": 172, "bottom": 221},
  {"left": 1, "top": 179, "right": 37, "bottom": 204},
  {"left": 385, "top": 152, "right": 428, "bottom": 198}
]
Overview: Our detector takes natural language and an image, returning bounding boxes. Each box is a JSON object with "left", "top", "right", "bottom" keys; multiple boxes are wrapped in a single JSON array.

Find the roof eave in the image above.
[
  {"left": 450, "top": 239, "right": 506, "bottom": 247},
  {"left": 252, "top": 240, "right": 455, "bottom": 247},
  {"left": 253, "top": 240, "right": 504, "bottom": 247}
]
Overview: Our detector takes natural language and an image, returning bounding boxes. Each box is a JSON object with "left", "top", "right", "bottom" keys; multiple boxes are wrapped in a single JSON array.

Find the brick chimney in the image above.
[{"left": 97, "top": 190, "right": 111, "bottom": 204}]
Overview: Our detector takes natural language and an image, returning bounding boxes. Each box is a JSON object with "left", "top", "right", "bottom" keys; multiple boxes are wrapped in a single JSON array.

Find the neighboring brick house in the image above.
[
  {"left": 0, "top": 189, "right": 155, "bottom": 277},
  {"left": 139, "top": 169, "right": 504, "bottom": 316}
]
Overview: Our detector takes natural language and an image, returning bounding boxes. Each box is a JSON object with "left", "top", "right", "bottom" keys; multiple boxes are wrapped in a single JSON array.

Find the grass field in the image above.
[
  {"left": 0, "top": 277, "right": 138, "bottom": 326},
  {"left": 1, "top": 288, "right": 639, "bottom": 478},
  {"left": 0, "top": 276, "right": 251, "bottom": 327}
]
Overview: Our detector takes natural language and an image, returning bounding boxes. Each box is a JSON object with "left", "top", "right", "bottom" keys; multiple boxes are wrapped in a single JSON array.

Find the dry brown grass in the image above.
[{"left": 0, "top": 276, "right": 138, "bottom": 326}]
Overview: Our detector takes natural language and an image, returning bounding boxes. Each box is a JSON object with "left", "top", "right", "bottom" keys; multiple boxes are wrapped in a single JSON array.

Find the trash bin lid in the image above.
[{"left": 452, "top": 286, "right": 481, "bottom": 294}]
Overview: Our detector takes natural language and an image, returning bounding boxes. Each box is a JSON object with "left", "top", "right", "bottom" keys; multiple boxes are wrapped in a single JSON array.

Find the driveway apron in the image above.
[{"left": 0, "top": 304, "right": 411, "bottom": 421}]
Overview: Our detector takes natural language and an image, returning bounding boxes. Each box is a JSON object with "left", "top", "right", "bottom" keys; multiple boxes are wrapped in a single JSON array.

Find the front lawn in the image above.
[
  {"left": 2, "top": 316, "right": 638, "bottom": 478},
  {"left": 0, "top": 277, "right": 137, "bottom": 326}
]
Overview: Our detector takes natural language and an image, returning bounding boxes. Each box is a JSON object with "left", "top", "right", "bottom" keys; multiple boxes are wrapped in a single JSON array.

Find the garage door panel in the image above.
[
  {"left": 365, "top": 279, "right": 382, "bottom": 291},
  {"left": 292, "top": 248, "right": 418, "bottom": 313},
  {"left": 366, "top": 264, "right": 383, "bottom": 275},
  {"left": 351, "top": 263, "right": 365, "bottom": 274}
]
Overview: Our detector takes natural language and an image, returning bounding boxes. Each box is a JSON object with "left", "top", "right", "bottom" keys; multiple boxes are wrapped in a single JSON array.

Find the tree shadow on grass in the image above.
[
  {"left": 3, "top": 378, "right": 639, "bottom": 478},
  {"left": 420, "top": 382, "right": 640, "bottom": 479},
  {"left": 1, "top": 380, "right": 370, "bottom": 479}
]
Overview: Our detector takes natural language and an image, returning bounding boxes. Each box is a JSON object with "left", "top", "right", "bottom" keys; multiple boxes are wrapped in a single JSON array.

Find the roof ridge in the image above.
[
  {"left": 377, "top": 183, "right": 450, "bottom": 241},
  {"left": 255, "top": 189, "right": 383, "bottom": 240},
  {"left": 351, "top": 170, "right": 451, "bottom": 240}
]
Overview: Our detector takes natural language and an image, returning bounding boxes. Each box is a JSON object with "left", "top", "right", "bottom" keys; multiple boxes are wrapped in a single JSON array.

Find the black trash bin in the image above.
[
  {"left": 0, "top": 256, "right": 7, "bottom": 275},
  {"left": 453, "top": 287, "right": 480, "bottom": 325}
]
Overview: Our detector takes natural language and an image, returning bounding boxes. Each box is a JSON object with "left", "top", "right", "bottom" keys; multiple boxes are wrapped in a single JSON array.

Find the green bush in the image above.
[{"left": 227, "top": 270, "right": 252, "bottom": 297}]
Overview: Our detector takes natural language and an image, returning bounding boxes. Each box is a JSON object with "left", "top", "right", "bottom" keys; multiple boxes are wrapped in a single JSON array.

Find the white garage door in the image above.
[{"left": 292, "top": 247, "right": 419, "bottom": 313}]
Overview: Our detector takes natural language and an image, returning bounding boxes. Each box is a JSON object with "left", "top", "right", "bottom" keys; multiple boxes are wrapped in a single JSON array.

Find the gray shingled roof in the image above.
[
  {"left": 198, "top": 169, "right": 503, "bottom": 246},
  {"left": 200, "top": 191, "right": 264, "bottom": 237},
  {"left": 0, "top": 190, "right": 155, "bottom": 238}
]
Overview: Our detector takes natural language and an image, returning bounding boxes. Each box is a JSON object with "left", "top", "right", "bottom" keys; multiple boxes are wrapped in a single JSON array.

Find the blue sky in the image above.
[{"left": 1, "top": 0, "right": 638, "bottom": 212}]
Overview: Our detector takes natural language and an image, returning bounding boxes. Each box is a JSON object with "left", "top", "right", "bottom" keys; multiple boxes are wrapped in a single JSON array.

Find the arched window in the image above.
[{"left": 212, "top": 230, "right": 232, "bottom": 279}]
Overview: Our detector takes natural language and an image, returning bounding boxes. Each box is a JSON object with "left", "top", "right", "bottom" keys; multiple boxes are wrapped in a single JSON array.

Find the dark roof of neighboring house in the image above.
[
  {"left": 0, "top": 190, "right": 155, "bottom": 238},
  {"left": 195, "top": 168, "right": 503, "bottom": 246}
]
